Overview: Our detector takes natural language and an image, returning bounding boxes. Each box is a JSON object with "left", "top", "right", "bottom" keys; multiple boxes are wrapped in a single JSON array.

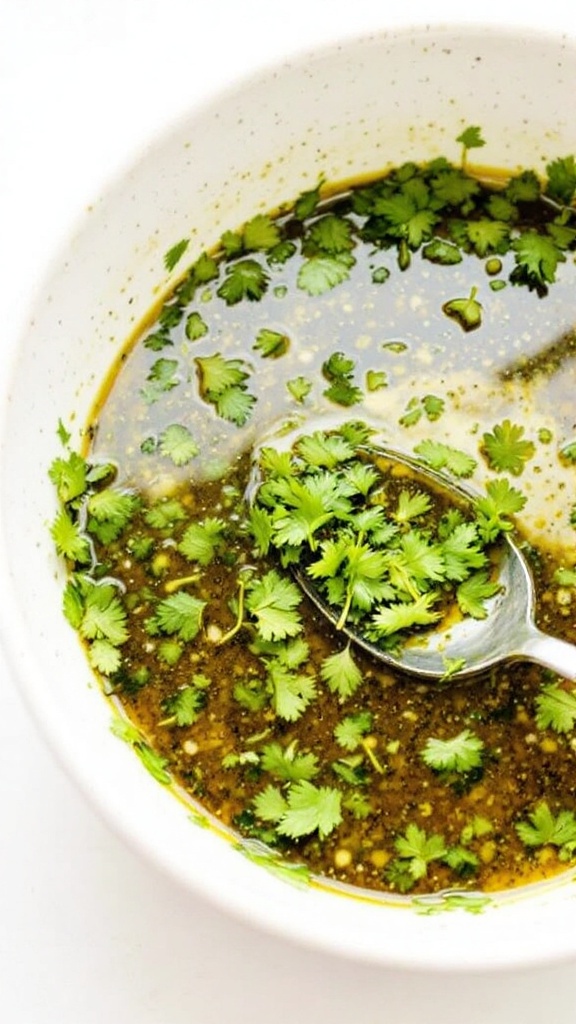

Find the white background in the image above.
[{"left": 2, "top": 2, "right": 576, "bottom": 1021}]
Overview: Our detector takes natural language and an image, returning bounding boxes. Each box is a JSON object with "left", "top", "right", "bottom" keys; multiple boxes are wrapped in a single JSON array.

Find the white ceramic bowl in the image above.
[{"left": 2, "top": 22, "right": 576, "bottom": 971}]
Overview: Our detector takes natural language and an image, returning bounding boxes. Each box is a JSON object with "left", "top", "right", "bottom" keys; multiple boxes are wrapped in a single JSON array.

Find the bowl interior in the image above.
[{"left": 2, "top": 23, "right": 576, "bottom": 970}]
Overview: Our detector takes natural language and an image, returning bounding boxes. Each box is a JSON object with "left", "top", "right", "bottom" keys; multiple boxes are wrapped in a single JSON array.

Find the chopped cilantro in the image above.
[
  {"left": 51, "top": 509, "right": 91, "bottom": 563},
  {"left": 456, "top": 571, "right": 500, "bottom": 619},
  {"left": 442, "top": 286, "right": 483, "bottom": 331},
  {"left": 267, "top": 661, "right": 316, "bottom": 721}
]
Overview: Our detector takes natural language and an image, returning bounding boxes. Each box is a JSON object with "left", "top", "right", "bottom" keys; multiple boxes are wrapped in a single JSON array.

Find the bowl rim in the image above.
[{"left": 3, "top": 18, "right": 576, "bottom": 971}]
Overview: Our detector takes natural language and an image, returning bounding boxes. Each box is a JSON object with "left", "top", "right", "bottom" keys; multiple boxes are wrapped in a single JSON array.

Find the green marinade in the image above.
[{"left": 50, "top": 131, "right": 576, "bottom": 897}]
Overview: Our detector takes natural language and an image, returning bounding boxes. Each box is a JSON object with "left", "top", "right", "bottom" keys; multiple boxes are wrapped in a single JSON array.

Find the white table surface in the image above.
[{"left": 2, "top": 2, "right": 576, "bottom": 1021}]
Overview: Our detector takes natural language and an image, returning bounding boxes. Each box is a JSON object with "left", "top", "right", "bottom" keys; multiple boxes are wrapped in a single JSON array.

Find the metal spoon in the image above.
[{"left": 290, "top": 445, "right": 576, "bottom": 682}]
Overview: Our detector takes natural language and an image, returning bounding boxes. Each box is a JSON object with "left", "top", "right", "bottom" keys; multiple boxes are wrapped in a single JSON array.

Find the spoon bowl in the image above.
[
  {"left": 256, "top": 437, "right": 576, "bottom": 683},
  {"left": 295, "top": 529, "right": 576, "bottom": 681}
]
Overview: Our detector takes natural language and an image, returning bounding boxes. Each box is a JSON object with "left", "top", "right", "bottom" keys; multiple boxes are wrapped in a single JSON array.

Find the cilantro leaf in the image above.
[
  {"left": 441, "top": 522, "right": 487, "bottom": 581},
  {"left": 195, "top": 352, "right": 249, "bottom": 395},
  {"left": 141, "top": 358, "right": 180, "bottom": 404},
  {"left": 456, "top": 571, "right": 500, "bottom": 619},
  {"left": 252, "top": 784, "right": 288, "bottom": 823},
  {"left": 153, "top": 591, "right": 206, "bottom": 641},
  {"left": 516, "top": 802, "right": 576, "bottom": 857},
  {"left": 392, "top": 823, "right": 447, "bottom": 881},
  {"left": 451, "top": 218, "right": 510, "bottom": 257},
  {"left": 294, "top": 180, "right": 323, "bottom": 220},
  {"left": 481, "top": 419, "right": 535, "bottom": 475},
  {"left": 260, "top": 741, "right": 319, "bottom": 782},
  {"left": 413, "top": 439, "right": 477, "bottom": 478},
  {"left": 334, "top": 710, "right": 374, "bottom": 751},
  {"left": 243, "top": 214, "right": 281, "bottom": 252},
  {"left": 276, "top": 780, "right": 343, "bottom": 840},
  {"left": 297, "top": 252, "right": 355, "bottom": 296},
  {"left": 253, "top": 328, "right": 290, "bottom": 359},
  {"left": 216, "top": 258, "right": 269, "bottom": 304},
  {"left": 475, "top": 477, "right": 527, "bottom": 542},
  {"left": 164, "top": 238, "right": 189, "bottom": 272},
  {"left": 195, "top": 353, "right": 256, "bottom": 425},
  {"left": 51, "top": 509, "right": 91, "bottom": 563},
  {"left": 185, "top": 311, "right": 209, "bottom": 341},
  {"left": 245, "top": 570, "right": 302, "bottom": 641},
  {"left": 87, "top": 488, "right": 140, "bottom": 544},
  {"left": 320, "top": 644, "right": 363, "bottom": 700},
  {"left": 158, "top": 424, "right": 199, "bottom": 466},
  {"left": 422, "top": 728, "right": 484, "bottom": 773},
  {"left": 267, "top": 661, "right": 317, "bottom": 721},
  {"left": 511, "top": 231, "right": 565, "bottom": 289},
  {"left": 535, "top": 683, "right": 576, "bottom": 733},
  {"left": 546, "top": 155, "right": 576, "bottom": 206},
  {"left": 305, "top": 213, "right": 355, "bottom": 254},
  {"left": 144, "top": 498, "right": 187, "bottom": 530},
  {"left": 456, "top": 125, "right": 486, "bottom": 156},
  {"left": 178, "top": 517, "right": 225, "bottom": 565},
  {"left": 321, "top": 350, "right": 362, "bottom": 406},
  {"left": 48, "top": 450, "right": 88, "bottom": 504},
  {"left": 161, "top": 680, "right": 209, "bottom": 726},
  {"left": 370, "top": 592, "right": 441, "bottom": 637},
  {"left": 80, "top": 582, "right": 129, "bottom": 647},
  {"left": 212, "top": 385, "right": 256, "bottom": 426},
  {"left": 286, "top": 376, "right": 313, "bottom": 403},
  {"left": 295, "top": 430, "right": 355, "bottom": 469},
  {"left": 422, "top": 238, "right": 462, "bottom": 266}
]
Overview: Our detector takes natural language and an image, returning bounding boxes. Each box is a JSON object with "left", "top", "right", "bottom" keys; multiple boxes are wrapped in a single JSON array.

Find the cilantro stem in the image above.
[
  {"left": 360, "top": 738, "right": 386, "bottom": 774},
  {"left": 164, "top": 574, "right": 200, "bottom": 594},
  {"left": 215, "top": 575, "right": 247, "bottom": 645}
]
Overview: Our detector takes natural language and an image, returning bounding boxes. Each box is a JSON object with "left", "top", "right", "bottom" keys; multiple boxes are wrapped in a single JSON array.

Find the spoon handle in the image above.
[{"left": 519, "top": 628, "right": 576, "bottom": 683}]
